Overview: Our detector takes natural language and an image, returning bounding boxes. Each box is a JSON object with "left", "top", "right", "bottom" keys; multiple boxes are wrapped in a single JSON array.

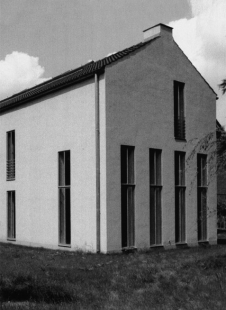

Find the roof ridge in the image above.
[
  {"left": 0, "top": 61, "right": 94, "bottom": 103},
  {"left": 0, "top": 36, "right": 159, "bottom": 111}
]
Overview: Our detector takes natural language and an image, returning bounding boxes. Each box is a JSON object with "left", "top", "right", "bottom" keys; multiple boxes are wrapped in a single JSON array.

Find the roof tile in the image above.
[{"left": 0, "top": 37, "right": 158, "bottom": 112}]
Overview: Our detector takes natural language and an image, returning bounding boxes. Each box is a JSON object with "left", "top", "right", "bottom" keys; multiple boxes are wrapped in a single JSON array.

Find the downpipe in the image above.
[{"left": 95, "top": 73, "right": 101, "bottom": 253}]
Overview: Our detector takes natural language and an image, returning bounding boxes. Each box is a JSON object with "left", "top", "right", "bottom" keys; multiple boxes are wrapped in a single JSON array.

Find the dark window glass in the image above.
[
  {"left": 150, "top": 149, "right": 162, "bottom": 246},
  {"left": 65, "top": 151, "right": 70, "bottom": 186},
  {"left": 174, "top": 81, "right": 185, "bottom": 139},
  {"left": 6, "top": 131, "right": 15, "bottom": 181},
  {"left": 175, "top": 187, "right": 186, "bottom": 243},
  {"left": 197, "top": 154, "right": 207, "bottom": 241},
  {"left": 175, "top": 151, "right": 186, "bottom": 243},
  {"left": 121, "top": 145, "right": 135, "bottom": 248},
  {"left": 59, "top": 150, "right": 71, "bottom": 245},
  {"left": 7, "top": 191, "right": 16, "bottom": 239}
]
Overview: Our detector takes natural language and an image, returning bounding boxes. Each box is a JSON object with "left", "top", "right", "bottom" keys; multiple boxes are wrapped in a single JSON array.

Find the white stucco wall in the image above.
[
  {"left": 0, "top": 78, "right": 103, "bottom": 252},
  {"left": 104, "top": 31, "right": 217, "bottom": 252},
  {"left": 0, "top": 31, "right": 217, "bottom": 254}
]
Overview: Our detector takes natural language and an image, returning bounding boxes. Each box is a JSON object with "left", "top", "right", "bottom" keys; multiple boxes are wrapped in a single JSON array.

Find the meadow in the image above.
[{"left": 0, "top": 242, "right": 226, "bottom": 309}]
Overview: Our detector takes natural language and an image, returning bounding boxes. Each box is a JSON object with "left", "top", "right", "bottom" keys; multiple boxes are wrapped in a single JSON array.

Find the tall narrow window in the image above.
[
  {"left": 175, "top": 151, "right": 186, "bottom": 243},
  {"left": 197, "top": 154, "right": 207, "bottom": 241},
  {"left": 7, "top": 130, "right": 15, "bottom": 181},
  {"left": 150, "top": 149, "right": 162, "bottom": 246},
  {"left": 174, "top": 81, "right": 185, "bottom": 140},
  {"left": 121, "top": 145, "right": 135, "bottom": 248},
  {"left": 58, "top": 151, "right": 71, "bottom": 245},
  {"left": 7, "top": 191, "right": 16, "bottom": 240}
]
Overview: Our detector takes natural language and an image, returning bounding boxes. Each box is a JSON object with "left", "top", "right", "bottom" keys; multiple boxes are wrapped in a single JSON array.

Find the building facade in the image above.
[{"left": 0, "top": 24, "right": 217, "bottom": 253}]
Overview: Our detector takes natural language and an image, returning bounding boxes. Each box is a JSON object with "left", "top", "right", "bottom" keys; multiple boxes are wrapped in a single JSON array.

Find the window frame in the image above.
[
  {"left": 197, "top": 154, "right": 208, "bottom": 242},
  {"left": 174, "top": 81, "right": 186, "bottom": 140},
  {"left": 58, "top": 150, "right": 71, "bottom": 247},
  {"left": 121, "top": 145, "right": 135, "bottom": 249},
  {"left": 175, "top": 151, "right": 186, "bottom": 244},
  {"left": 149, "top": 148, "right": 162, "bottom": 246},
  {"left": 6, "top": 130, "right": 15, "bottom": 181},
  {"left": 7, "top": 191, "right": 16, "bottom": 241}
]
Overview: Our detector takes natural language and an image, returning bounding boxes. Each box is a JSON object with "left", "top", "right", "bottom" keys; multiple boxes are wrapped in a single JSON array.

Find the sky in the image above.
[{"left": 0, "top": 0, "right": 225, "bottom": 125}]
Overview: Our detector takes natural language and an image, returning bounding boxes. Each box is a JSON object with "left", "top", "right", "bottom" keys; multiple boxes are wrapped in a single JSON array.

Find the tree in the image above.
[
  {"left": 195, "top": 81, "right": 226, "bottom": 175},
  {"left": 218, "top": 81, "right": 226, "bottom": 171},
  {"left": 186, "top": 81, "right": 226, "bottom": 229},
  {"left": 216, "top": 81, "right": 226, "bottom": 228},
  {"left": 219, "top": 79, "right": 226, "bottom": 95}
]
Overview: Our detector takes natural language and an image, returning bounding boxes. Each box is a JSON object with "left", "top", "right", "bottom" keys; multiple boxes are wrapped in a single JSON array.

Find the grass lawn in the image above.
[{"left": 0, "top": 243, "right": 226, "bottom": 309}]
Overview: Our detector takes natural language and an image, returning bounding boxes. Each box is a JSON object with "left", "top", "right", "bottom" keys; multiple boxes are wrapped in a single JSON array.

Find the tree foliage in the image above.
[
  {"left": 218, "top": 80, "right": 226, "bottom": 170},
  {"left": 186, "top": 82, "right": 226, "bottom": 222},
  {"left": 219, "top": 79, "right": 226, "bottom": 95}
]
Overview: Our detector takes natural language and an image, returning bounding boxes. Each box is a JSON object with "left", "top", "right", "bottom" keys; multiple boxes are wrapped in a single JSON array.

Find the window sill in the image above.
[
  {"left": 7, "top": 238, "right": 16, "bottom": 242},
  {"left": 58, "top": 244, "right": 71, "bottom": 248},
  {"left": 176, "top": 242, "right": 188, "bottom": 248},
  {"left": 122, "top": 246, "right": 137, "bottom": 253},
  {"left": 150, "top": 244, "right": 164, "bottom": 249},
  {"left": 175, "top": 138, "right": 187, "bottom": 142},
  {"left": 6, "top": 179, "right": 15, "bottom": 182},
  {"left": 198, "top": 241, "right": 209, "bottom": 245}
]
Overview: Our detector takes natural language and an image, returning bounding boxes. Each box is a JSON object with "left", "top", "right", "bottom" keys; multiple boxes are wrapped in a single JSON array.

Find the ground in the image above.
[{"left": 0, "top": 242, "right": 226, "bottom": 309}]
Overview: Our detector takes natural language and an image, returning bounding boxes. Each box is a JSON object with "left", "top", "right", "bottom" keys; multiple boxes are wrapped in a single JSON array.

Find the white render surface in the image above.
[
  {"left": 104, "top": 30, "right": 217, "bottom": 252},
  {"left": 0, "top": 78, "right": 101, "bottom": 252}
]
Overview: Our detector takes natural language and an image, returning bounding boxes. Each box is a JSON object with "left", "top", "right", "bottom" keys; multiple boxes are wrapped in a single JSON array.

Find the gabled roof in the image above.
[
  {"left": 0, "top": 28, "right": 218, "bottom": 113},
  {"left": 0, "top": 37, "right": 159, "bottom": 113}
]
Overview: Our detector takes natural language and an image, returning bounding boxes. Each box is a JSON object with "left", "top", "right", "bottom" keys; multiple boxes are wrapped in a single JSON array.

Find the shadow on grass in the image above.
[{"left": 0, "top": 273, "right": 75, "bottom": 304}]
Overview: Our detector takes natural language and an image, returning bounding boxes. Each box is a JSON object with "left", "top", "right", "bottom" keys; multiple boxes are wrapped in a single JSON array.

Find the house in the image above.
[
  {"left": 216, "top": 120, "right": 226, "bottom": 230},
  {"left": 0, "top": 24, "right": 217, "bottom": 253}
]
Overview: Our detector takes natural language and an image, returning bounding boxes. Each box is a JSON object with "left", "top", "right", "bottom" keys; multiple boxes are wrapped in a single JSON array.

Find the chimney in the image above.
[{"left": 143, "top": 23, "right": 173, "bottom": 41}]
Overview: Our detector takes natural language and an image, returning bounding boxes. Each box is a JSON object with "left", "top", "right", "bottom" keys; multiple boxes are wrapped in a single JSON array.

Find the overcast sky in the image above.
[{"left": 0, "top": 0, "right": 226, "bottom": 125}]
